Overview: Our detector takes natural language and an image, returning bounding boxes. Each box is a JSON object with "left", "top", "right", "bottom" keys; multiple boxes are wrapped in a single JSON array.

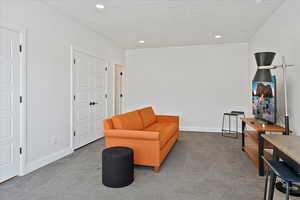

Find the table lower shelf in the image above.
[
  {"left": 244, "top": 130, "right": 273, "bottom": 149},
  {"left": 244, "top": 145, "right": 272, "bottom": 170}
]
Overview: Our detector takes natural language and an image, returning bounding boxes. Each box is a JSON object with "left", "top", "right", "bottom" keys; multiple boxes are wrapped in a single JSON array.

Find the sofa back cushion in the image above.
[
  {"left": 112, "top": 111, "right": 143, "bottom": 130},
  {"left": 138, "top": 107, "right": 157, "bottom": 128}
]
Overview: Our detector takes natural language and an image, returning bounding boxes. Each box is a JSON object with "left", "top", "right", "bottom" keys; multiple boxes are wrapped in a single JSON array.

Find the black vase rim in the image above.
[{"left": 254, "top": 52, "right": 276, "bottom": 55}]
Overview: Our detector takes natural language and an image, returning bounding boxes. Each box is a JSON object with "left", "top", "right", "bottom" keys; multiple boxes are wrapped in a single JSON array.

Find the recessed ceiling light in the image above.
[
  {"left": 96, "top": 4, "right": 105, "bottom": 10},
  {"left": 139, "top": 40, "right": 145, "bottom": 44},
  {"left": 215, "top": 35, "right": 222, "bottom": 39}
]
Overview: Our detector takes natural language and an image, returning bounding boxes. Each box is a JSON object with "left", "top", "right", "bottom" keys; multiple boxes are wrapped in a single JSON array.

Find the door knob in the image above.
[{"left": 89, "top": 102, "right": 98, "bottom": 106}]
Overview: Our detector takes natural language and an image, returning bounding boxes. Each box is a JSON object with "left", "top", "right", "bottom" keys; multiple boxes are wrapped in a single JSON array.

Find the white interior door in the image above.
[
  {"left": 114, "top": 64, "right": 123, "bottom": 115},
  {"left": 73, "top": 50, "right": 106, "bottom": 149},
  {"left": 92, "top": 59, "right": 106, "bottom": 139},
  {"left": 0, "top": 27, "right": 21, "bottom": 182}
]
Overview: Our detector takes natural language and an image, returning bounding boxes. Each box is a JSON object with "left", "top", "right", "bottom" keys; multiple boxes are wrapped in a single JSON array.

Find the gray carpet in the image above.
[{"left": 0, "top": 132, "right": 294, "bottom": 200}]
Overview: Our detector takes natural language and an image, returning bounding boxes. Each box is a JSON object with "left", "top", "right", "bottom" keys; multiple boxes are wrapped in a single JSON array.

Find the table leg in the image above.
[
  {"left": 264, "top": 171, "right": 270, "bottom": 200},
  {"left": 242, "top": 121, "right": 245, "bottom": 151},
  {"left": 268, "top": 172, "right": 276, "bottom": 200},
  {"left": 259, "top": 131, "right": 265, "bottom": 176},
  {"left": 268, "top": 147, "right": 279, "bottom": 200},
  {"left": 235, "top": 115, "right": 238, "bottom": 138},
  {"left": 273, "top": 147, "right": 279, "bottom": 161}
]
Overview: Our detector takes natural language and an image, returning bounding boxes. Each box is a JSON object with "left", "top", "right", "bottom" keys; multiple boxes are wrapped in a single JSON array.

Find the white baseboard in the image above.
[
  {"left": 24, "top": 147, "right": 73, "bottom": 175},
  {"left": 180, "top": 126, "right": 220, "bottom": 133}
]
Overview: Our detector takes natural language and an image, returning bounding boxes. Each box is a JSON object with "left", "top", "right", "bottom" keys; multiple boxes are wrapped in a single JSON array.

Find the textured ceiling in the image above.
[{"left": 39, "top": 0, "right": 285, "bottom": 49}]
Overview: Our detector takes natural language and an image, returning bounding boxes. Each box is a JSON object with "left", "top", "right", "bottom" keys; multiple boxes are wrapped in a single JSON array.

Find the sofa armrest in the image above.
[
  {"left": 104, "top": 130, "right": 159, "bottom": 140},
  {"left": 156, "top": 115, "right": 179, "bottom": 123}
]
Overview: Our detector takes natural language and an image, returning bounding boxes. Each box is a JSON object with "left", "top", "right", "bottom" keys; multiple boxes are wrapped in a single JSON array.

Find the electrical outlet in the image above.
[{"left": 52, "top": 137, "right": 58, "bottom": 145}]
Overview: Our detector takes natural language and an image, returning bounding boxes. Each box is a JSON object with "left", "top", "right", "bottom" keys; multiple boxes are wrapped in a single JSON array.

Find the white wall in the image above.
[
  {"left": 125, "top": 43, "right": 249, "bottom": 132},
  {"left": 248, "top": 0, "right": 300, "bottom": 135},
  {"left": 0, "top": 0, "right": 124, "bottom": 174}
]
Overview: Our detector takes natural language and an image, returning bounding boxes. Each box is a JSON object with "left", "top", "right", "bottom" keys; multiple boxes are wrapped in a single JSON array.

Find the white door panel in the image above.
[
  {"left": 73, "top": 50, "right": 106, "bottom": 149},
  {"left": 0, "top": 27, "right": 21, "bottom": 182},
  {"left": 89, "top": 60, "right": 96, "bottom": 142},
  {"left": 74, "top": 52, "right": 89, "bottom": 149},
  {"left": 94, "top": 59, "right": 106, "bottom": 139},
  {"left": 114, "top": 65, "right": 123, "bottom": 115}
]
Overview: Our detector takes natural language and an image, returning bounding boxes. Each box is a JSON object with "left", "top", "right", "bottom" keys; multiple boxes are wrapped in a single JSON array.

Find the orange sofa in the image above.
[{"left": 103, "top": 107, "right": 179, "bottom": 172}]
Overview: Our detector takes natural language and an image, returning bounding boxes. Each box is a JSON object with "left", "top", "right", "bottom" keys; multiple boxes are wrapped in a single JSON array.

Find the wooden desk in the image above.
[
  {"left": 241, "top": 118, "right": 285, "bottom": 176},
  {"left": 262, "top": 135, "right": 300, "bottom": 165},
  {"left": 262, "top": 135, "right": 300, "bottom": 199}
]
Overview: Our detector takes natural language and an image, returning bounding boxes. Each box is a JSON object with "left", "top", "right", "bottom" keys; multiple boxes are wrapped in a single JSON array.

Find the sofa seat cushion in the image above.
[
  {"left": 112, "top": 111, "right": 143, "bottom": 130},
  {"left": 138, "top": 107, "right": 157, "bottom": 128},
  {"left": 144, "top": 122, "right": 177, "bottom": 148}
]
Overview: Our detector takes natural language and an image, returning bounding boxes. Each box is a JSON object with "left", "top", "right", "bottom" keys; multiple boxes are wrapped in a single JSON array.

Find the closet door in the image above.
[
  {"left": 114, "top": 64, "right": 124, "bottom": 115},
  {"left": 73, "top": 51, "right": 106, "bottom": 149},
  {"left": 92, "top": 59, "right": 108, "bottom": 138},
  {"left": 0, "top": 27, "right": 21, "bottom": 182}
]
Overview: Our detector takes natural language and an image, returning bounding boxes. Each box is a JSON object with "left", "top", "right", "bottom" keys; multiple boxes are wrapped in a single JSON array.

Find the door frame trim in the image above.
[
  {"left": 0, "top": 23, "right": 27, "bottom": 177},
  {"left": 70, "top": 45, "right": 108, "bottom": 150}
]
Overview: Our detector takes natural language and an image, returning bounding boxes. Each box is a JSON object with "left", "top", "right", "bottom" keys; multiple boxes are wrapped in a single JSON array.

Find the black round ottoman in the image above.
[{"left": 102, "top": 146, "right": 134, "bottom": 188}]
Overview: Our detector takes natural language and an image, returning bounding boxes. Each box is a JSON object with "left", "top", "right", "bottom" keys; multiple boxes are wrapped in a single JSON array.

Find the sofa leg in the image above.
[{"left": 154, "top": 166, "right": 160, "bottom": 173}]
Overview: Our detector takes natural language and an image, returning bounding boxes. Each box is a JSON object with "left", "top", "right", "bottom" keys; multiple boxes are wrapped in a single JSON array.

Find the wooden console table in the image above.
[{"left": 241, "top": 118, "right": 285, "bottom": 176}]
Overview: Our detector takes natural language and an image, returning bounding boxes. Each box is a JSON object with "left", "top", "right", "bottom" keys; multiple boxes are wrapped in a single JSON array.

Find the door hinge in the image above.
[
  {"left": 105, "top": 94, "right": 108, "bottom": 98},
  {"left": 105, "top": 67, "right": 108, "bottom": 71},
  {"left": 19, "top": 147, "right": 22, "bottom": 155},
  {"left": 20, "top": 96, "right": 23, "bottom": 103},
  {"left": 19, "top": 45, "right": 22, "bottom": 53},
  {"left": 73, "top": 59, "right": 76, "bottom": 64},
  {"left": 73, "top": 131, "right": 76, "bottom": 136},
  {"left": 73, "top": 95, "right": 76, "bottom": 101}
]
